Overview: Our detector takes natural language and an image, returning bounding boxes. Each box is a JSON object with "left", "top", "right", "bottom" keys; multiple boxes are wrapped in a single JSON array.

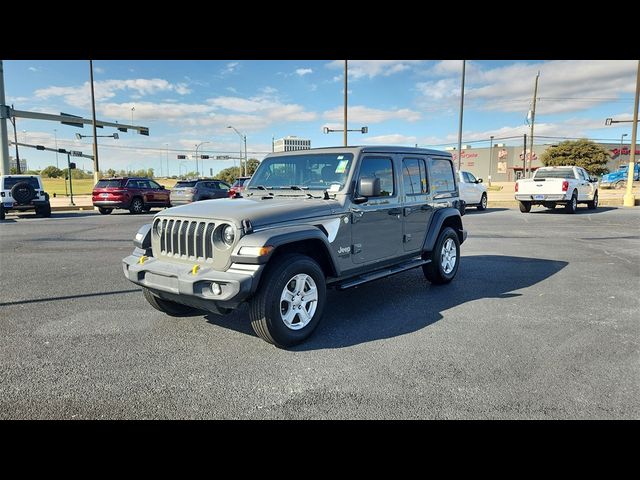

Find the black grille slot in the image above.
[
  {"left": 179, "top": 221, "right": 188, "bottom": 255},
  {"left": 160, "top": 219, "right": 166, "bottom": 252},
  {"left": 205, "top": 223, "right": 216, "bottom": 259},
  {"left": 172, "top": 220, "right": 181, "bottom": 255},
  {"left": 187, "top": 222, "right": 197, "bottom": 257},
  {"left": 166, "top": 220, "right": 174, "bottom": 253},
  {"left": 195, "top": 222, "right": 205, "bottom": 258}
]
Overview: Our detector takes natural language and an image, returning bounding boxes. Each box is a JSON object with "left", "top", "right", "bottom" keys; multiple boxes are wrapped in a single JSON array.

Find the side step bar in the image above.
[{"left": 332, "top": 258, "right": 430, "bottom": 290}]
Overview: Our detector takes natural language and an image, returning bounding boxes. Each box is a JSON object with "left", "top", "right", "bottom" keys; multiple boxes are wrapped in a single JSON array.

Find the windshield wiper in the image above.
[
  {"left": 282, "top": 185, "right": 309, "bottom": 190},
  {"left": 249, "top": 185, "right": 271, "bottom": 190}
]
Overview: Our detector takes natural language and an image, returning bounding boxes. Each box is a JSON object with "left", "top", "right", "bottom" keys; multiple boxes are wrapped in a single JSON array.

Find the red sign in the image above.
[{"left": 611, "top": 148, "right": 640, "bottom": 157}]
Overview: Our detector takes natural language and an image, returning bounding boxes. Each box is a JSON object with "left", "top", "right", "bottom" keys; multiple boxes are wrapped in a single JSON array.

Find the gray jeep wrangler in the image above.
[{"left": 123, "top": 146, "right": 467, "bottom": 347}]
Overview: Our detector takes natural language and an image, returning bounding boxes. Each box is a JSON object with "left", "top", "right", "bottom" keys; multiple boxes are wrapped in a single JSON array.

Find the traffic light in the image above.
[
  {"left": 69, "top": 163, "right": 76, "bottom": 169},
  {"left": 200, "top": 155, "right": 209, "bottom": 159},
  {"left": 139, "top": 127, "right": 149, "bottom": 136},
  {"left": 177, "top": 155, "right": 186, "bottom": 159},
  {"left": 36, "top": 145, "right": 45, "bottom": 150}
]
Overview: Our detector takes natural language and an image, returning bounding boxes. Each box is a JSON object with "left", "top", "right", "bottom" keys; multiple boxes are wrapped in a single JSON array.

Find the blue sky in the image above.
[{"left": 3, "top": 59, "right": 637, "bottom": 175}]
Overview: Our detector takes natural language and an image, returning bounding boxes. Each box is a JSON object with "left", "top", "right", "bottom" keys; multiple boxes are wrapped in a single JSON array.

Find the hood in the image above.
[{"left": 159, "top": 196, "right": 335, "bottom": 227}]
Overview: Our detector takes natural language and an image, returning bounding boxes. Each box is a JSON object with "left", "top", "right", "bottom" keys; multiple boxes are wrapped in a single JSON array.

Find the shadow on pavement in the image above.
[
  {"left": 203, "top": 255, "right": 568, "bottom": 350},
  {"left": 0, "top": 289, "right": 140, "bottom": 307},
  {"left": 528, "top": 206, "right": 617, "bottom": 215},
  {"left": 464, "top": 207, "right": 509, "bottom": 215}
]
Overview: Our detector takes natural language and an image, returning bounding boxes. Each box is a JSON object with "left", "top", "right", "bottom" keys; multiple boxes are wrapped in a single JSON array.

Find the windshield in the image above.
[
  {"left": 249, "top": 153, "right": 354, "bottom": 191},
  {"left": 232, "top": 178, "right": 250, "bottom": 188},
  {"left": 95, "top": 179, "right": 124, "bottom": 188},
  {"left": 3, "top": 177, "right": 40, "bottom": 189},
  {"left": 534, "top": 168, "right": 575, "bottom": 179},
  {"left": 174, "top": 181, "right": 197, "bottom": 188}
]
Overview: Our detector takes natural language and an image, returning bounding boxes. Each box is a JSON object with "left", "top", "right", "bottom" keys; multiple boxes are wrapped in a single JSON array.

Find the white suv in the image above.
[
  {"left": 457, "top": 170, "right": 488, "bottom": 212},
  {"left": 0, "top": 174, "right": 51, "bottom": 220}
]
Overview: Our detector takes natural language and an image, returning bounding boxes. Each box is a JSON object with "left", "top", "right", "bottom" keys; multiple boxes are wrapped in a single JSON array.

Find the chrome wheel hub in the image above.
[
  {"left": 280, "top": 273, "right": 318, "bottom": 330},
  {"left": 441, "top": 238, "right": 457, "bottom": 274}
]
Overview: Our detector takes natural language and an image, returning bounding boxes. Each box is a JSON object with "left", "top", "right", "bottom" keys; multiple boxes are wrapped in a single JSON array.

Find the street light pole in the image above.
[
  {"left": 488, "top": 135, "right": 494, "bottom": 186},
  {"left": 54, "top": 129, "right": 59, "bottom": 169},
  {"left": 227, "top": 126, "right": 245, "bottom": 177},
  {"left": 89, "top": 60, "right": 100, "bottom": 185},
  {"left": 165, "top": 143, "right": 169, "bottom": 177},
  {"left": 344, "top": 59, "right": 348, "bottom": 147},
  {"left": 195, "top": 141, "right": 210, "bottom": 176},
  {"left": 243, "top": 134, "right": 247, "bottom": 176},
  {"left": 623, "top": 60, "right": 639, "bottom": 208},
  {"left": 10, "top": 105, "right": 21, "bottom": 174},
  {"left": 457, "top": 60, "right": 466, "bottom": 171},
  {"left": 619, "top": 133, "right": 628, "bottom": 166}
]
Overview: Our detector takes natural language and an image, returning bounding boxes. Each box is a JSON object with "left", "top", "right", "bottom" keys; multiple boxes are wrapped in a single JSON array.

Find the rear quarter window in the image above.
[
  {"left": 429, "top": 158, "right": 456, "bottom": 194},
  {"left": 95, "top": 179, "right": 124, "bottom": 188},
  {"left": 3, "top": 177, "right": 41, "bottom": 189}
]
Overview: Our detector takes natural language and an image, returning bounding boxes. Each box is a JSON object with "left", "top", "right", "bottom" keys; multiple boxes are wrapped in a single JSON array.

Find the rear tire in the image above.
[
  {"left": 587, "top": 191, "right": 598, "bottom": 210},
  {"left": 477, "top": 193, "right": 487, "bottom": 211},
  {"left": 0, "top": 205, "right": 5, "bottom": 220},
  {"left": 564, "top": 191, "right": 578, "bottom": 214},
  {"left": 98, "top": 207, "right": 113, "bottom": 215},
  {"left": 422, "top": 227, "right": 460, "bottom": 285},
  {"left": 519, "top": 201, "right": 531, "bottom": 213},
  {"left": 36, "top": 203, "right": 51, "bottom": 217},
  {"left": 249, "top": 253, "right": 326, "bottom": 348},
  {"left": 129, "top": 197, "right": 144, "bottom": 214},
  {"left": 614, "top": 180, "right": 625, "bottom": 190},
  {"left": 142, "top": 287, "right": 200, "bottom": 316}
]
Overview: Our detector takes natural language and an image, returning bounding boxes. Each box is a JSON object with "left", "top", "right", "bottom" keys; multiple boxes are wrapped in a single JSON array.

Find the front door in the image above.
[
  {"left": 351, "top": 156, "right": 403, "bottom": 264},
  {"left": 401, "top": 157, "right": 432, "bottom": 252},
  {"left": 148, "top": 180, "right": 170, "bottom": 205}
]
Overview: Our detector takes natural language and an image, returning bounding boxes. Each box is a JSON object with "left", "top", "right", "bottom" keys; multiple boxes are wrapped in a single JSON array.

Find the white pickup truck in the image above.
[{"left": 515, "top": 166, "right": 599, "bottom": 214}]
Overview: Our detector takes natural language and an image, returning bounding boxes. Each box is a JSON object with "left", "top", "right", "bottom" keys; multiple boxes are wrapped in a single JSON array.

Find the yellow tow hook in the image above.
[
  {"left": 138, "top": 255, "right": 148, "bottom": 264},
  {"left": 191, "top": 264, "right": 200, "bottom": 275}
]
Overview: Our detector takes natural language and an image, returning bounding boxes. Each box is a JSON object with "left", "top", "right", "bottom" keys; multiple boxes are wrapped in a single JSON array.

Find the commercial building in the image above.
[
  {"left": 442, "top": 143, "right": 638, "bottom": 182},
  {"left": 274, "top": 136, "right": 311, "bottom": 152},
  {"left": 9, "top": 156, "right": 28, "bottom": 172}
]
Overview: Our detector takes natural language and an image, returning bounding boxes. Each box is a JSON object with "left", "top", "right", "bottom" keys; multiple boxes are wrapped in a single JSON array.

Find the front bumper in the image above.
[
  {"left": 515, "top": 193, "right": 568, "bottom": 202},
  {"left": 123, "top": 251, "right": 264, "bottom": 310}
]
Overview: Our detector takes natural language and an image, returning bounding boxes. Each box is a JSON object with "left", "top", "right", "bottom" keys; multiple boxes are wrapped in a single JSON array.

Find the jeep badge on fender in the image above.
[{"left": 122, "top": 146, "right": 467, "bottom": 348}]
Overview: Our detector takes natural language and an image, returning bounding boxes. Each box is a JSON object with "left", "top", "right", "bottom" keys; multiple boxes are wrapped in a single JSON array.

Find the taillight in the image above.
[
  {"left": 515, "top": 182, "right": 518, "bottom": 192},
  {"left": 562, "top": 180, "right": 569, "bottom": 192}
]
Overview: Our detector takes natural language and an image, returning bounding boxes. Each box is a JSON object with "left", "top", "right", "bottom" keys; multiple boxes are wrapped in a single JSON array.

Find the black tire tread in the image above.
[{"left": 422, "top": 226, "right": 460, "bottom": 285}]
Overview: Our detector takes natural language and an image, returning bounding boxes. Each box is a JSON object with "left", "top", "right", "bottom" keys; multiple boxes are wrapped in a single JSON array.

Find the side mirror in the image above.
[
  {"left": 477, "top": 178, "right": 483, "bottom": 183},
  {"left": 590, "top": 177, "right": 598, "bottom": 183},
  {"left": 160, "top": 185, "right": 166, "bottom": 190},
  {"left": 358, "top": 176, "right": 381, "bottom": 198}
]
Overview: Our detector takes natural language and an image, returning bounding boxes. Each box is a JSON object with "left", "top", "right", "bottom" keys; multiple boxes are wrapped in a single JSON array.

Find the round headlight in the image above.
[
  {"left": 154, "top": 220, "right": 163, "bottom": 237},
  {"left": 222, "top": 225, "right": 235, "bottom": 246}
]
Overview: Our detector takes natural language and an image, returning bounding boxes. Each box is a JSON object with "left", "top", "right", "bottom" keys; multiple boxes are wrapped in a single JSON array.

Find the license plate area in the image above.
[{"left": 534, "top": 194, "right": 544, "bottom": 200}]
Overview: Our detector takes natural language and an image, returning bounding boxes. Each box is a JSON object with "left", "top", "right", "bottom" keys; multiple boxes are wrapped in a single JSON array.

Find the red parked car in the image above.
[
  {"left": 228, "top": 176, "right": 251, "bottom": 198},
  {"left": 92, "top": 177, "right": 171, "bottom": 215}
]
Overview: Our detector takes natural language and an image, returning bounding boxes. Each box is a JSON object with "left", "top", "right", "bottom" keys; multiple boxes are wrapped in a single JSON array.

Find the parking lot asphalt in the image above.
[{"left": 1, "top": 206, "right": 639, "bottom": 419}]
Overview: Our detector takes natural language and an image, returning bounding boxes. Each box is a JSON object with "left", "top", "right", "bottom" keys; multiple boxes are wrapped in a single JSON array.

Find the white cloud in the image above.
[
  {"left": 323, "top": 105, "right": 421, "bottom": 123},
  {"left": 226, "top": 87, "right": 237, "bottom": 93},
  {"left": 416, "top": 78, "right": 460, "bottom": 100},
  {"left": 295, "top": 68, "right": 313, "bottom": 76},
  {"left": 94, "top": 67, "right": 105, "bottom": 74},
  {"left": 28, "top": 66, "right": 40, "bottom": 72},
  {"left": 34, "top": 77, "right": 194, "bottom": 109},
  {"left": 326, "top": 60, "right": 424, "bottom": 79},
  {"left": 221, "top": 62, "right": 239, "bottom": 75}
]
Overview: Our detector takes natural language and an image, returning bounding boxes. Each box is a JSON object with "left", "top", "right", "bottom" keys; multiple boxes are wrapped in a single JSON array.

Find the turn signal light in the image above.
[
  {"left": 515, "top": 182, "right": 518, "bottom": 192},
  {"left": 562, "top": 180, "right": 569, "bottom": 192},
  {"left": 238, "top": 246, "right": 274, "bottom": 257}
]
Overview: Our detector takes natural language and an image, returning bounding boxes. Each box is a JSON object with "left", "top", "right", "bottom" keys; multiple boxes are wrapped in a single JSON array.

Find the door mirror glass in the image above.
[
  {"left": 358, "top": 176, "right": 381, "bottom": 198},
  {"left": 477, "top": 178, "right": 483, "bottom": 183}
]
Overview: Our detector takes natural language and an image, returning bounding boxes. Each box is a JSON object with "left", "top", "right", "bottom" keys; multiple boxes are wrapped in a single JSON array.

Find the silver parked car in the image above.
[{"left": 170, "top": 178, "right": 231, "bottom": 206}]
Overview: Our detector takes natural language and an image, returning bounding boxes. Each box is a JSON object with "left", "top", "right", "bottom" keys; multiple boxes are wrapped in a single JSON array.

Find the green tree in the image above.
[
  {"left": 106, "top": 168, "right": 116, "bottom": 177},
  {"left": 214, "top": 158, "right": 260, "bottom": 184},
  {"left": 41, "top": 165, "right": 64, "bottom": 178},
  {"left": 540, "top": 139, "right": 610, "bottom": 176}
]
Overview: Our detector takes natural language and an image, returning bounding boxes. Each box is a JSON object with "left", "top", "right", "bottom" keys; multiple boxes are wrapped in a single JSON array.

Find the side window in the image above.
[
  {"left": 358, "top": 157, "right": 394, "bottom": 197},
  {"left": 217, "top": 182, "right": 230, "bottom": 191},
  {"left": 466, "top": 172, "right": 477, "bottom": 183},
  {"left": 429, "top": 158, "right": 456, "bottom": 194},
  {"left": 148, "top": 180, "right": 161, "bottom": 189},
  {"left": 402, "top": 158, "right": 428, "bottom": 195},
  {"left": 137, "top": 180, "right": 151, "bottom": 189}
]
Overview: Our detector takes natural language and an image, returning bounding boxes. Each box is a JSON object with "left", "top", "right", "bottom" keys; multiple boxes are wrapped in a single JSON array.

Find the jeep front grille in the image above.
[{"left": 156, "top": 218, "right": 215, "bottom": 261}]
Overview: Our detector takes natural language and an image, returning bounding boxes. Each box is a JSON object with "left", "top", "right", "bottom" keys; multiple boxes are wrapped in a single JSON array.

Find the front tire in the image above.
[
  {"left": 565, "top": 191, "right": 578, "bottom": 214},
  {"left": 142, "top": 287, "right": 200, "bottom": 316},
  {"left": 587, "top": 191, "right": 598, "bottom": 210},
  {"left": 129, "top": 197, "right": 144, "bottom": 214},
  {"left": 249, "top": 253, "right": 326, "bottom": 348},
  {"left": 422, "top": 227, "right": 460, "bottom": 285},
  {"left": 98, "top": 207, "right": 113, "bottom": 215},
  {"left": 519, "top": 201, "right": 531, "bottom": 213},
  {"left": 477, "top": 193, "right": 487, "bottom": 211}
]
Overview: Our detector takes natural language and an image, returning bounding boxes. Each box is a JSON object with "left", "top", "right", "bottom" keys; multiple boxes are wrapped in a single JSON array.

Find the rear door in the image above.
[
  {"left": 215, "top": 181, "right": 231, "bottom": 198},
  {"left": 401, "top": 157, "right": 432, "bottom": 253}
]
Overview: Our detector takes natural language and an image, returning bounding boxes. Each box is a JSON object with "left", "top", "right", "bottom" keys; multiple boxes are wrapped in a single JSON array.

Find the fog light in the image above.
[{"left": 211, "top": 282, "right": 222, "bottom": 295}]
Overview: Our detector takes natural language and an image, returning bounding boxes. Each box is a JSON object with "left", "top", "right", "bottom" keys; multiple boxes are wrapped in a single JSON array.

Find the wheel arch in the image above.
[{"left": 422, "top": 208, "right": 465, "bottom": 252}]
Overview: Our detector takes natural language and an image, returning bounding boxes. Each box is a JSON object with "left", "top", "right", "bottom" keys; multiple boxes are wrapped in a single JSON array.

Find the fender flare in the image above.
[
  {"left": 422, "top": 207, "right": 466, "bottom": 252},
  {"left": 230, "top": 224, "right": 340, "bottom": 273}
]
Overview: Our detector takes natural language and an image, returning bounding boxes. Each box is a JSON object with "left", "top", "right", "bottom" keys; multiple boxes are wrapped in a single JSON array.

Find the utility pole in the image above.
[
  {"left": 243, "top": 134, "right": 247, "bottom": 176},
  {"left": 623, "top": 60, "right": 639, "bottom": 208},
  {"left": 10, "top": 105, "right": 21, "bottom": 173},
  {"left": 54, "top": 129, "right": 59, "bottom": 168},
  {"left": 522, "top": 133, "right": 527, "bottom": 179},
  {"left": 0, "top": 60, "right": 11, "bottom": 176},
  {"left": 528, "top": 71, "right": 540, "bottom": 178},
  {"left": 89, "top": 60, "right": 100, "bottom": 185},
  {"left": 67, "top": 152, "right": 75, "bottom": 206},
  {"left": 488, "top": 135, "right": 494, "bottom": 186},
  {"left": 457, "top": 60, "right": 466, "bottom": 171},
  {"left": 344, "top": 60, "right": 348, "bottom": 147}
]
